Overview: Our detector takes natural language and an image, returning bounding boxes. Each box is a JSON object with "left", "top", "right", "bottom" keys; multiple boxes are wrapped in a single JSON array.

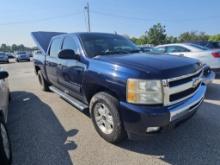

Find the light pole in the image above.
[{"left": 84, "top": 2, "right": 91, "bottom": 32}]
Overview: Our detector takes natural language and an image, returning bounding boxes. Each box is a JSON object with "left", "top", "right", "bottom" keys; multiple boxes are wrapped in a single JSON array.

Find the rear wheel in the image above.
[
  {"left": 0, "top": 120, "right": 12, "bottom": 165},
  {"left": 90, "top": 92, "right": 127, "bottom": 143},
  {"left": 38, "top": 70, "right": 50, "bottom": 91}
]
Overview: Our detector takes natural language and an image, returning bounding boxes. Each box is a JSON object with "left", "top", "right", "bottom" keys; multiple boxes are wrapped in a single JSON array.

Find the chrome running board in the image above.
[{"left": 49, "top": 86, "right": 88, "bottom": 111}]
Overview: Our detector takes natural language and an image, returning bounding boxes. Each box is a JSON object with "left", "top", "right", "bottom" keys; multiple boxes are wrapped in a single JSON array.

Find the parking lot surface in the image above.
[{"left": 1, "top": 60, "right": 220, "bottom": 165}]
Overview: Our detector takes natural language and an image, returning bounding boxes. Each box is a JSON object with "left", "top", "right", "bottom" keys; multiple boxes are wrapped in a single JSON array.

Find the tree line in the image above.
[
  {"left": 0, "top": 43, "right": 37, "bottom": 52},
  {"left": 1, "top": 24, "right": 220, "bottom": 51},
  {"left": 130, "top": 23, "right": 220, "bottom": 45}
]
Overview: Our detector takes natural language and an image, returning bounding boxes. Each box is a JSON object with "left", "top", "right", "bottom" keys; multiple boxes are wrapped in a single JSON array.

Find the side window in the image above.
[
  {"left": 155, "top": 47, "right": 166, "bottom": 53},
  {"left": 62, "top": 36, "right": 78, "bottom": 53},
  {"left": 49, "top": 38, "right": 62, "bottom": 57},
  {"left": 166, "top": 46, "right": 190, "bottom": 53}
]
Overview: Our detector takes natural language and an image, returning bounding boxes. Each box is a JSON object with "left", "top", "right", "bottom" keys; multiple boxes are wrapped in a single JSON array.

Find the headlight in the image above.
[{"left": 127, "top": 79, "right": 163, "bottom": 104}]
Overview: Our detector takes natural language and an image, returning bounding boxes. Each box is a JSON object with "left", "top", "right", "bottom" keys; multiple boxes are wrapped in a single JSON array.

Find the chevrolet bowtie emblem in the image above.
[{"left": 192, "top": 77, "right": 200, "bottom": 88}]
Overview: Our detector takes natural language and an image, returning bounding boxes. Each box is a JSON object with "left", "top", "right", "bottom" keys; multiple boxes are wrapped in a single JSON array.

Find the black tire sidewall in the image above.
[
  {"left": 38, "top": 70, "right": 49, "bottom": 91},
  {"left": 90, "top": 92, "right": 126, "bottom": 143},
  {"left": 0, "top": 121, "right": 12, "bottom": 165}
]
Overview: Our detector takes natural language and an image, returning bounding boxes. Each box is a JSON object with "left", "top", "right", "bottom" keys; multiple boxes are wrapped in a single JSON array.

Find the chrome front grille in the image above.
[{"left": 163, "top": 67, "right": 204, "bottom": 106}]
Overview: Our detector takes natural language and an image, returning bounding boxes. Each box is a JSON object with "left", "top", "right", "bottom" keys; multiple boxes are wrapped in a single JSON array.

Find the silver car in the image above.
[
  {"left": 0, "top": 68, "right": 12, "bottom": 164},
  {"left": 0, "top": 52, "right": 9, "bottom": 63}
]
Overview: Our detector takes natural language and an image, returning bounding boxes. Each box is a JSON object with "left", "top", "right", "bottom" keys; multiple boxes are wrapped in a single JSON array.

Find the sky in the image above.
[{"left": 0, "top": 0, "right": 220, "bottom": 47}]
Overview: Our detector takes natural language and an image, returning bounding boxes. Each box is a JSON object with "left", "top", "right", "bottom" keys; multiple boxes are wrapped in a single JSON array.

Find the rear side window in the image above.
[
  {"left": 62, "top": 36, "right": 78, "bottom": 52},
  {"left": 166, "top": 46, "right": 190, "bottom": 53},
  {"left": 49, "top": 38, "right": 62, "bottom": 57}
]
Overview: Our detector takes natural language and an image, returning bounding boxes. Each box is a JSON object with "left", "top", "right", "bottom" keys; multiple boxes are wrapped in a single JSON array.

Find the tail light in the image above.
[{"left": 212, "top": 52, "right": 220, "bottom": 58}]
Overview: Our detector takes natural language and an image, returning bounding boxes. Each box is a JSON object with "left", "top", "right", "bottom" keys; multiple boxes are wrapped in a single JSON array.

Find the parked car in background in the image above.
[
  {"left": 138, "top": 46, "right": 152, "bottom": 53},
  {"left": 5, "top": 52, "right": 14, "bottom": 59},
  {"left": 15, "top": 51, "right": 30, "bottom": 62},
  {"left": 0, "top": 52, "right": 9, "bottom": 63},
  {"left": 138, "top": 44, "right": 154, "bottom": 53},
  {"left": 0, "top": 68, "right": 12, "bottom": 165},
  {"left": 32, "top": 31, "right": 207, "bottom": 143},
  {"left": 33, "top": 50, "right": 42, "bottom": 57},
  {"left": 26, "top": 51, "right": 33, "bottom": 57},
  {"left": 155, "top": 43, "right": 220, "bottom": 73},
  {"left": 189, "top": 41, "right": 220, "bottom": 50}
]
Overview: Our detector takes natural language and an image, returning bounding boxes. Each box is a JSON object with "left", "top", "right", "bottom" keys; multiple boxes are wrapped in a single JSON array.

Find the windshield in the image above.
[
  {"left": 79, "top": 33, "right": 140, "bottom": 57},
  {"left": 0, "top": 53, "right": 6, "bottom": 56},
  {"left": 188, "top": 44, "right": 209, "bottom": 51}
]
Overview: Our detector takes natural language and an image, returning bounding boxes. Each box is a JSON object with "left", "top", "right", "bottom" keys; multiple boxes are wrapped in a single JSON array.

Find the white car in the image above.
[
  {"left": 0, "top": 68, "right": 12, "bottom": 165},
  {"left": 155, "top": 43, "right": 220, "bottom": 72}
]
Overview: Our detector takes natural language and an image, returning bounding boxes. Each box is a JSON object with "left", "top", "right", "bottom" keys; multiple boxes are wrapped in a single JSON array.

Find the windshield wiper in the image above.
[
  {"left": 93, "top": 49, "right": 140, "bottom": 57},
  {"left": 102, "top": 50, "right": 130, "bottom": 55}
]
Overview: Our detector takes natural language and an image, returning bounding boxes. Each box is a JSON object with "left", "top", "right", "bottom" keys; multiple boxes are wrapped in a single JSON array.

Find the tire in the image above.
[
  {"left": 90, "top": 92, "right": 127, "bottom": 143},
  {"left": 0, "top": 120, "right": 12, "bottom": 165},
  {"left": 38, "top": 70, "right": 50, "bottom": 91}
]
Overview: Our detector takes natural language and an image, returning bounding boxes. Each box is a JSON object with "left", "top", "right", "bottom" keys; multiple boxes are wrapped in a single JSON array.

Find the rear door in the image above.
[
  {"left": 58, "top": 35, "right": 86, "bottom": 100},
  {"left": 45, "top": 36, "right": 63, "bottom": 86}
]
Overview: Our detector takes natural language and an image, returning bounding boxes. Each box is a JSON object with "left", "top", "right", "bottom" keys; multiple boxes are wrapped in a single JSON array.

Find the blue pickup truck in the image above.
[{"left": 32, "top": 32, "right": 207, "bottom": 143}]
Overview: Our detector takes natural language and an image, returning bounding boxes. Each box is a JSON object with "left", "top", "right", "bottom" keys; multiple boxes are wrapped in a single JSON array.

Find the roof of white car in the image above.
[{"left": 156, "top": 43, "right": 205, "bottom": 51}]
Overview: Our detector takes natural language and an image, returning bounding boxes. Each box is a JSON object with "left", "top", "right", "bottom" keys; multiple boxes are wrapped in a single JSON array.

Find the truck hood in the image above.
[
  {"left": 95, "top": 53, "right": 202, "bottom": 79},
  {"left": 31, "top": 31, "right": 66, "bottom": 54}
]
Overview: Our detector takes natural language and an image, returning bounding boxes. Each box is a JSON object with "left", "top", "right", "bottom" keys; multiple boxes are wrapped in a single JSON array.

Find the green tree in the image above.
[
  {"left": 11, "top": 44, "right": 18, "bottom": 52},
  {"left": 166, "top": 36, "right": 178, "bottom": 44},
  {"left": 146, "top": 23, "right": 167, "bottom": 45},
  {"left": 179, "top": 31, "right": 209, "bottom": 42},
  {"left": 130, "top": 36, "right": 147, "bottom": 45},
  {"left": 209, "top": 34, "right": 220, "bottom": 41}
]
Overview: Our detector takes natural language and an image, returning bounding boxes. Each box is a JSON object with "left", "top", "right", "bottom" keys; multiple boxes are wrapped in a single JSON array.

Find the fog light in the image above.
[{"left": 146, "top": 127, "right": 160, "bottom": 133}]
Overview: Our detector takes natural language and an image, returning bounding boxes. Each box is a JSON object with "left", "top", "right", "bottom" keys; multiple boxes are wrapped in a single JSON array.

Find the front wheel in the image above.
[
  {"left": 90, "top": 92, "right": 127, "bottom": 143},
  {"left": 0, "top": 120, "right": 12, "bottom": 165}
]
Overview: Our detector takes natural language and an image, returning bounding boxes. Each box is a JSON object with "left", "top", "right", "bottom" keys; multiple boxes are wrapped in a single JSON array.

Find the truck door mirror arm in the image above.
[{"left": 58, "top": 49, "right": 80, "bottom": 60}]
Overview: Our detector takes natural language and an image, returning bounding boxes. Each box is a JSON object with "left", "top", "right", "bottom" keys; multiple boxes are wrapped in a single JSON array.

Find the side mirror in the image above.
[
  {"left": 0, "top": 71, "right": 9, "bottom": 79},
  {"left": 58, "top": 49, "right": 80, "bottom": 60}
]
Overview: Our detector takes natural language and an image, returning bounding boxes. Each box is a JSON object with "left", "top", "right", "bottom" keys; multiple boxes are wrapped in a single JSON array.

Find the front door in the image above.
[{"left": 57, "top": 36, "right": 86, "bottom": 100}]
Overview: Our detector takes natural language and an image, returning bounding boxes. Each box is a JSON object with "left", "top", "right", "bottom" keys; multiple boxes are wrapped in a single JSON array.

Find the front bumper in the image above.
[
  {"left": 0, "top": 58, "right": 9, "bottom": 62},
  {"left": 120, "top": 84, "right": 206, "bottom": 135}
]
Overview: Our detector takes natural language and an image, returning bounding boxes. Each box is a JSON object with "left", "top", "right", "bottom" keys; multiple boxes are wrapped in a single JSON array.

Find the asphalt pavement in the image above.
[{"left": 1, "top": 60, "right": 220, "bottom": 165}]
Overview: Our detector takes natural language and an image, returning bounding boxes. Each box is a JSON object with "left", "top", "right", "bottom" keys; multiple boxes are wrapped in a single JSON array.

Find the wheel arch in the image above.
[
  {"left": 84, "top": 84, "right": 120, "bottom": 104},
  {"left": 34, "top": 65, "right": 41, "bottom": 75}
]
